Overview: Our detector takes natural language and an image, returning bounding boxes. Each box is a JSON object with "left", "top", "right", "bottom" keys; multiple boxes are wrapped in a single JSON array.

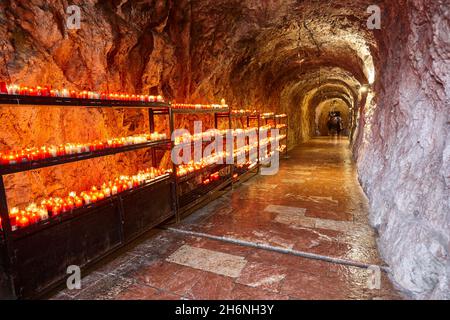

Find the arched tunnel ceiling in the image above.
[{"left": 189, "top": 0, "right": 378, "bottom": 115}]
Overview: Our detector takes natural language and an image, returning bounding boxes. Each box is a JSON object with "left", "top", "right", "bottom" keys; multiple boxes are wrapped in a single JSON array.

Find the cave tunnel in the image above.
[{"left": 0, "top": 0, "right": 448, "bottom": 301}]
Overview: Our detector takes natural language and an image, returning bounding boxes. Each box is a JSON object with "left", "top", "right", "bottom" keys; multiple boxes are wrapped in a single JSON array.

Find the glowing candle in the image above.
[
  {"left": 0, "top": 154, "right": 8, "bottom": 165},
  {"left": 83, "top": 195, "right": 91, "bottom": 205},
  {"left": 8, "top": 84, "right": 19, "bottom": 95},
  {"left": 8, "top": 154, "right": 17, "bottom": 165},
  {"left": 65, "top": 199, "right": 75, "bottom": 211},
  {"left": 17, "top": 216, "right": 30, "bottom": 228},
  {"left": 30, "top": 151, "right": 39, "bottom": 161},
  {"left": 40, "top": 146, "right": 49, "bottom": 159},
  {"left": 29, "top": 213, "right": 39, "bottom": 224},
  {"left": 74, "top": 197, "right": 83, "bottom": 208},
  {"left": 50, "top": 89, "right": 60, "bottom": 97},
  {"left": 111, "top": 185, "right": 118, "bottom": 195},
  {"left": 41, "top": 199, "right": 50, "bottom": 213},
  {"left": 51, "top": 205, "right": 61, "bottom": 217},
  {"left": 9, "top": 207, "right": 19, "bottom": 231},
  {"left": 103, "top": 187, "right": 111, "bottom": 197},
  {"left": 17, "top": 151, "right": 28, "bottom": 163},
  {"left": 57, "top": 146, "right": 65, "bottom": 156},
  {"left": 0, "top": 82, "right": 7, "bottom": 94},
  {"left": 19, "top": 86, "right": 27, "bottom": 95},
  {"left": 48, "top": 146, "right": 57, "bottom": 157},
  {"left": 42, "top": 86, "right": 50, "bottom": 97},
  {"left": 37, "top": 208, "right": 48, "bottom": 221}
]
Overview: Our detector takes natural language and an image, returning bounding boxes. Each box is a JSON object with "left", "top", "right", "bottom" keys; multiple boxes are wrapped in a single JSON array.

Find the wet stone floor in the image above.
[{"left": 51, "top": 137, "right": 402, "bottom": 300}]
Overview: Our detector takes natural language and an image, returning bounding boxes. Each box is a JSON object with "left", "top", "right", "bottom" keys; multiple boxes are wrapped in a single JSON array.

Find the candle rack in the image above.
[
  {"left": 0, "top": 97, "right": 174, "bottom": 299},
  {"left": 172, "top": 107, "right": 230, "bottom": 114},
  {"left": 172, "top": 107, "right": 234, "bottom": 218},
  {"left": 275, "top": 114, "right": 289, "bottom": 158},
  {"left": 216, "top": 111, "right": 262, "bottom": 185},
  {"left": 0, "top": 94, "right": 169, "bottom": 110},
  {"left": 0, "top": 139, "right": 171, "bottom": 175},
  {"left": 0, "top": 92, "right": 289, "bottom": 299}
]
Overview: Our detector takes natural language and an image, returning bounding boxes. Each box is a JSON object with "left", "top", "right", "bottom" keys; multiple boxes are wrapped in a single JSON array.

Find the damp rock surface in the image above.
[{"left": 353, "top": 0, "right": 450, "bottom": 299}]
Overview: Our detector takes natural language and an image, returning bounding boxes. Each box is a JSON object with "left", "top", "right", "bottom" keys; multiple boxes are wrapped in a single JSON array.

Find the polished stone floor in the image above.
[{"left": 51, "top": 137, "right": 402, "bottom": 300}]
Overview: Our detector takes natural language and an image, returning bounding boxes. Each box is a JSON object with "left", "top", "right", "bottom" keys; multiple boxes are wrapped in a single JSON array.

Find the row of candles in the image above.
[
  {"left": 175, "top": 127, "right": 284, "bottom": 176},
  {"left": 202, "top": 171, "right": 222, "bottom": 186},
  {"left": 174, "top": 127, "right": 269, "bottom": 146},
  {"left": 0, "top": 126, "right": 282, "bottom": 169},
  {"left": 0, "top": 83, "right": 289, "bottom": 120},
  {"left": 0, "top": 132, "right": 167, "bottom": 166},
  {"left": 0, "top": 168, "right": 169, "bottom": 231},
  {"left": 176, "top": 152, "right": 228, "bottom": 177},
  {"left": 259, "top": 134, "right": 287, "bottom": 149},
  {"left": 174, "top": 129, "right": 228, "bottom": 145},
  {"left": 176, "top": 134, "right": 279, "bottom": 178},
  {"left": 231, "top": 109, "right": 258, "bottom": 115},
  {"left": 0, "top": 139, "right": 286, "bottom": 230},
  {"left": 0, "top": 82, "right": 165, "bottom": 103},
  {"left": 172, "top": 100, "right": 228, "bottom": 110},
  {"left": 260, "top": 150, "right": 276, "bottom": 163},
  {"left": 261, "top": 112, "right": 275, "bottom": 119},
  {"left": 261, "top": 113, "right": 288, "bottom": 119}
]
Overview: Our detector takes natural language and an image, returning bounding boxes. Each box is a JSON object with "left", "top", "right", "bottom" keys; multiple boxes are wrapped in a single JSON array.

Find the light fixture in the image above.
[{"left": 359, "top": 85, "right": 369, "bottom": 93}]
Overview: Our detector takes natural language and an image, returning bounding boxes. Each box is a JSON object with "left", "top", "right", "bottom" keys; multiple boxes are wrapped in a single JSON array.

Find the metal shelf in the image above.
[
  {"left": 0, "top": 94, "right": 170, "bottom": 110},
  {"left": 8, "top": 175, "right": 172, "bottom": 240},
  {"left": 0, "top": 96, "right": 288, "bottom": 299},
  {"left": 172, "top": 108, "right": 230, "bottom": 114},
  {"left": 0, "top": 139, "right": 171, "bottom": 175},
  {"left": 177, "top": 163, "right": 228, "bottom": 184},
  {"left": 216, "top": 112, "right": 258, "bottom": 118},
  {"left": 179, "top": 176, "right": 232, "bottom": 211}
]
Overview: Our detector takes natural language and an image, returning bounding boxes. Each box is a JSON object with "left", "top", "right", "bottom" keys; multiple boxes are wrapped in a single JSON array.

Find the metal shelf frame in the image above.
[
  {"left": 275, "top": 114, "right": 289, "bottom": 158},
  {"left": 0, "top": 92, "right": 290, "bottom": 299},
  {"left": 0, "top": 95, "right": 173, "bottom": 299}
]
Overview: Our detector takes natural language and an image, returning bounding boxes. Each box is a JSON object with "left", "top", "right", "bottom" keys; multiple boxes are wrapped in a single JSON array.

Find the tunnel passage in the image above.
[
  {"left": 186, "top": 0, "right": 448, "bottom": 299},
  {"left": 315, "top": 99, "right": 351, "bottom": 136},
  {"left": 0, "top": 0, "right": 448, "bottom": 299}
]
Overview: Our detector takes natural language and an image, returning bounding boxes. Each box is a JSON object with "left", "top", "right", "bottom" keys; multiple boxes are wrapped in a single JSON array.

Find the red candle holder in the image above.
[{"left": 0, "top": 81, "right": 8, "bottom": 94}]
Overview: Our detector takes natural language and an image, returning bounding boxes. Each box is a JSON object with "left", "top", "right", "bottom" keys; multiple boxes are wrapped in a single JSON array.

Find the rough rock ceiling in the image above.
[{"left": 190, "top": 0, "right": 378, "bottom": 109}]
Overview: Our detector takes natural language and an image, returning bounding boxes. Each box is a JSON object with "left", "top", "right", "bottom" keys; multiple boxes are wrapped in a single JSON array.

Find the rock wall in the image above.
[
  {"left": 354, "top": 0, "right": 450, "bottom": 299},
  {"left": 0, "top": 0, "right": 190, "bottom": 207}
]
